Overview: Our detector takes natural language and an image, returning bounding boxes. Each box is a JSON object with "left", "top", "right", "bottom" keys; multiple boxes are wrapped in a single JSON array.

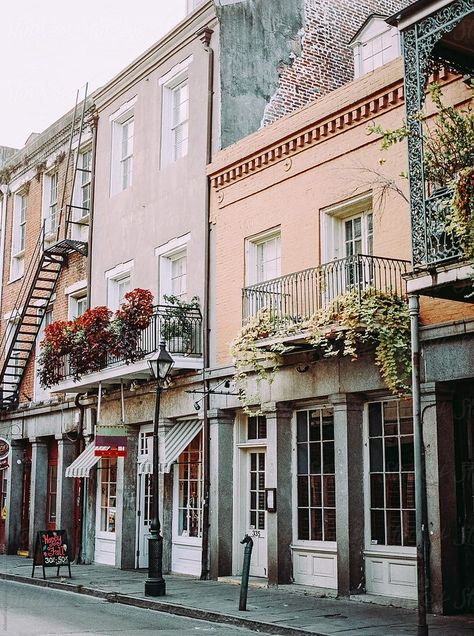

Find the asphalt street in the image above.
[{"left": 0, "top": 580, "right": 256, "bottom": 636}]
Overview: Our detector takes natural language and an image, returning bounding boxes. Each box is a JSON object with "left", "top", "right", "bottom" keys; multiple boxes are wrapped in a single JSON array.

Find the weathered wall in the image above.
[{"left": 217, "top": 0, "right": 409, "bottom": 148}]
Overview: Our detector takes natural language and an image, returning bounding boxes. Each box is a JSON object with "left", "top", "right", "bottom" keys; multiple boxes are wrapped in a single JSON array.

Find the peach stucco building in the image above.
[{"left": 206, "top": 57, "right": 472, "bottom": 610}]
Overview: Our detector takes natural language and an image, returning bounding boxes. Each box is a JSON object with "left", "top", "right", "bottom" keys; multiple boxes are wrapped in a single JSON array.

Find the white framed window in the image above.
[
  {"left": 321, "top": 195, "right": 373, "bottom": 263},
  {"left": 365, "top": 399, "right": 415, "bottom": 549},
  {"left": 160, "top": 57, "right": 192, "bottom": 167},
  {"left": 245, "top": 229, "right": 281, "bottom": 286},
  {"left": 79, "top": 148, "right": 92, "bottom": 217},
  {"left": 110, "top": 100, "right": 136, "bottom": 195},
  {"left": 351, "top": 16, "right": 400, "bottom": 78},
  {"left": 106, "top": 261, "right": 133, "bottom": 311},
  {"left": 42, "top": 172, "right": 58, "bottom": 237},
  {"left": 156, "top": 233, "right": 191, "bottom": 302},
  {"left": 10, "top": 191, "right": 27, "bottom": 280},
  {"left": 69, "top": 292, "right": 87, "bottom": 319}
]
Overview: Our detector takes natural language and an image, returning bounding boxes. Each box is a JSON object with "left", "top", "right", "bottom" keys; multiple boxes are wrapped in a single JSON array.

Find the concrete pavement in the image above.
[{"left": 0, "top": 555, "right": 473, "bottom": 635}]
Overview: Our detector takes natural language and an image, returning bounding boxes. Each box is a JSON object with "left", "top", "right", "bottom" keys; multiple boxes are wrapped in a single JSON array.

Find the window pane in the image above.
[
  {"left": 323, "top": 474, "right": 335, "bottom": 507},
  {"left": 386, "top": 510, "right": 402, "bottom": 545},
  {"left": 370, "top": 474, "right": 384, "bottom": 508},
  {"left": 247, "top": 417, "right": 257, "bottom": 440},
  {"left": 323, "top": 442, "right": 335, "bottom": 473},
  {"left": 368, "top": 402, "right": 382, "bottom": 437},
  {"left": 297, "top": 476, "right": 308, "bottom": 507},
  {"left": 309, "top": 475, "right": 321, "bottom": 507},
  {"left": 309, "top": 413, "right": 321, "bottom": 441},
  {"left": 386, "top": 473, "right": 400, "bottom": 508},
  {"left": 297, "top": 444, "right": 308, "bottom": 474},
  {"left": 310, "top": 508, "right": 323, "bottom": 541},
  {"left": 371, "top": 509, "right": 385, "bottom": 544},
  {"left": 324, "top": 508, "right": 336, "bottom": 542},
  {"left": 400, "top": 435, "right": 414, "bottom": 472},
  {"left": 298, "top": 508, "right": 309, "bottom": 540},
  {"left": 296, "top": 411, "right": 308, "bottom": 442},
  {"left": 384, "top": 437, "right": 399, "bottom": 472},
  {"left": 403, "top": 510, "right": 416, "bottom": 547},
  {"left": 309, "top": 443, "right": 321, "bottom": 474}
]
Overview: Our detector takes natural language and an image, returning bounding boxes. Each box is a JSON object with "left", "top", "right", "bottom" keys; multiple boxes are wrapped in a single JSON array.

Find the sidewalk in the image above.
[{"left": 1, "top": 555, "right": 473, "bottom": 635}]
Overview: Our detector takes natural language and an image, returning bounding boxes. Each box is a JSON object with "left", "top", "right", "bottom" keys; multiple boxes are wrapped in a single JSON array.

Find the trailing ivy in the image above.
[{"left": 230, "top": 289, "right": 411, "bottom": 412}]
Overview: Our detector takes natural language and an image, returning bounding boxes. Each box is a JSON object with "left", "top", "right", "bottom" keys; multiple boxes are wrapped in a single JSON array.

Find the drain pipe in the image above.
[
  {"left": 199, "top": 25, "right": 214, "bottom": 581},
  {"left": 409, "top": 295, "right": 428, "bottom": 636},
  {"left": 0, "top": 184, "right": 9, "bottom": 311}
]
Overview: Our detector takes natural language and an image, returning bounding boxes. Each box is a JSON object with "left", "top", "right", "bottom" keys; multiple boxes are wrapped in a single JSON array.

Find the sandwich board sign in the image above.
[{"left": 31, "top": 529, "right": 72, "bottom": 580}]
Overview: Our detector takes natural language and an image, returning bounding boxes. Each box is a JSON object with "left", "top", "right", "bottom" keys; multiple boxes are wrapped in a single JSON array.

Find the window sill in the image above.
[
  {"left": 8, "top": 273, "right": 23, "bottom": 285},
  {"left": 13, "top": 250, "right": 25, "bottom": 259}
]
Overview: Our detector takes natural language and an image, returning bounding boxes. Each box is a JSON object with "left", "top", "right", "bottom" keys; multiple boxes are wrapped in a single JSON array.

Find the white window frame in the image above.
[
  {"left": 156, "top": 233, "right": 190, "bottom": 302},
  {"left": 110, "top": 98, "right": 136, "bottom": 196},
  {"left": 68, "top": 290, "right": 88, "bottom": 319},
  {"left": 321, "top": 194, "right": 373, "bottom": 263},
  {"left": 160, "top": 57, "right": 192, "bottom": 168},
  {"left": 105, "top": 260, "right": 134, "bottom": 311},
  {"left": 245, "top": 228, "right": 281, "bottom": 287},
  {"left": 10, "top": 191, "right": 27, "bottom": 281},
  {"left": 42, "top": 171, "right": 58, "bottom": 238},
  {"left": 76, "top": 146, "right": 92, "bottom": 220},
  {"left": 363, "top": 399, "right": 416, "bottom": 556}
]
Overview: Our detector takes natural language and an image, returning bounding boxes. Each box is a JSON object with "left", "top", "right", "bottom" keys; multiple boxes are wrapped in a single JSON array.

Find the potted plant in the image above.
[{"left": 161, "top": 295, "right": 200, "bottom": 354}]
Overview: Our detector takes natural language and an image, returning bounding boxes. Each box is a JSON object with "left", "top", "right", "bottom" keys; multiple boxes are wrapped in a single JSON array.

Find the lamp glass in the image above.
[{"left": 148, "top": 342, "right": 174, "bottom": 381}]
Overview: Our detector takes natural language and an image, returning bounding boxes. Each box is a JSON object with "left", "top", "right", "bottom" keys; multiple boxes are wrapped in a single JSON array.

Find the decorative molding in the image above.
[{"left": 209, "top": 67, "right": 454, "bottom": 195}]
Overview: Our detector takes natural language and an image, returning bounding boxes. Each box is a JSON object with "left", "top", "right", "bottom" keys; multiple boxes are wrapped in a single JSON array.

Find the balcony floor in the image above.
[
  {"left": 405, "top": 262, "right": 473, "bottom": 302},
  {"left": 52, "top": 354, "right": 203, "bottom": 394}
]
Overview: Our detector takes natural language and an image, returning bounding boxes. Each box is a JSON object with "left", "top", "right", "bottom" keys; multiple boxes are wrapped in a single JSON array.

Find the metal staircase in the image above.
[{"left": 0, "top": 86, "right": 91, "bottom": 411}]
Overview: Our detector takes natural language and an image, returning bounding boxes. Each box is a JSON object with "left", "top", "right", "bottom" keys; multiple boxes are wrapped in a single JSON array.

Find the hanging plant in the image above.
[
  {"left": 449, "top": 166, "right": 474, "bottom": 261},
  {"left": 230, "top": 289, "right": 411, "bottom": 412},
  {"left": 110, "top": 288, "right": 154, "bottom": 363},
  {"left": 38, "top": 289, "right": 155, "bottom": 387}
]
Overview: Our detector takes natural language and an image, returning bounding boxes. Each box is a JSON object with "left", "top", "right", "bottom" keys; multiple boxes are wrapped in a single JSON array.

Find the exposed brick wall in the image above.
[
  {"left": 262, "top": 0, "right": 409, "bottom": 126},
  {"left": 0, "top": 150, "right": 88, "bottom": 406}
]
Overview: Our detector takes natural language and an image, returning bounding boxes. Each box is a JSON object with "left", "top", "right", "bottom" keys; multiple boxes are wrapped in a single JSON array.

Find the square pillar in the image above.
[
  {"left": 83, "top": 460, "right": 97, "bottom": 564},
  {"left": 56, "top": 439, "right": 77, "bottom": 549},
  {"left": 28, "top": 439, "right": 48, "bottom": 553},
  {"left": 263, "top": 402, "right": 293, "bottom": 585},
  {"left": 159, "top": 418, "right": 174, "bottom": 574},
  {"left": 5, "top": 441, "right": 24, "bottom": 554},
  {"left": 330, "top": 394, "right": 364, "bottom": 596},
  {"left": 421, "top": 383, "right": 458, "bottom": 614},
  {"left": 117, "top": 426, "right": 139, "bottom": 570},
  {"left": 208, "top": 409, "right": 234, "bottom": 579}
]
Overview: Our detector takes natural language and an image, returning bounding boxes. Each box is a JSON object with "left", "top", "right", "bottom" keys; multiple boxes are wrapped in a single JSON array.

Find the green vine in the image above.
[
  {"left": 449, "top": 166, "right": 474, "bottom": 262},
  {"left": 230, "top": 290, "right": 411, "bottom": 412}
]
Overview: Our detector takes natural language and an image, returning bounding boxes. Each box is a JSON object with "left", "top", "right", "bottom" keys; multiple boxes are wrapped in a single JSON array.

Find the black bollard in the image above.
[{"left": 239, "top": 534, "right": 254, "bottom": 611}]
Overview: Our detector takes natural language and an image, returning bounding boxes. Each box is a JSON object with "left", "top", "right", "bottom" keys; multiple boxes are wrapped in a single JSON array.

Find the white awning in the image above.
[
  {"left": 138, "top": 419, "right": 202, "bottom": 475},
  {"left": 65, "top": 443, "right": 109, "bottom": 478}
]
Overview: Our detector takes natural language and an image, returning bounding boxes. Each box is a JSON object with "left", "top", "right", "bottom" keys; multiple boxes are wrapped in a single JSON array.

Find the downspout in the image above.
[
  {"left": 409, "top": 295, "right": 428, "bottom": 636},
  {"left": 0, "top": 184, "right": 10, "bottom": 312},
  {"left": 199, "top": 25, "right": 214, "bottom": 581},
  {"left": 86, "top": 109, "right": 99, "bottom": 310}
]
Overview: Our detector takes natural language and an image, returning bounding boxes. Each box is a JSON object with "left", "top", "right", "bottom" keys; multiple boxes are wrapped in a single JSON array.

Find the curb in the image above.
[{"left": 0, "top": 572, "right": 329, "bottom": 636}]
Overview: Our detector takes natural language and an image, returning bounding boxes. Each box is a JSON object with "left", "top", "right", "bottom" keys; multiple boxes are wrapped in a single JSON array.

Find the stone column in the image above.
[
  {"left": 117, "top": 426, "right": 139, "bottom": 570},
  {"left": 330, "top": 394, "right": 364, "bottom": 597},
  {"left": 28, "top": 439, "right": 48, "bottom": 553},
  {"left": 159, "top": 418, "right": 174, "bottom": 574},
  {"left": 421, "top": 383, "right": 458, "bottom": 614},
  {"left": 5, "top": 440, "right": 24, "bottom": 554},
  {"left": 264, "top": 402, "right": 293, "bottom": 586},
  {"left": 56, "top": 438, "right": 76, "bottom": 549},
  {"left": 208, "top": 409, "right": 234, "bottom": 580},
  {"left": 83, "top": 440, "right": 97, "bottom": 564}
]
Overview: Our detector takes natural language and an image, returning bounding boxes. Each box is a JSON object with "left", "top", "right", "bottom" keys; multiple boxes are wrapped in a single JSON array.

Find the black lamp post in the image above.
[{"left": 144, "top": 341, "right": 174, "bottom": 597}]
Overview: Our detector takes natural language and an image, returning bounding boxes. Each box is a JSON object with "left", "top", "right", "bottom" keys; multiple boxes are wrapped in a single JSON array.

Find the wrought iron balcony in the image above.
[
  {"left": 57, "top": 304, "right": 202, "bottom": 383},
  {"left": 424, "top": 188, "right": 463, "bottom": 267},
  {"left": 242, "top": 254, "right": 409, "bottom": 325}
]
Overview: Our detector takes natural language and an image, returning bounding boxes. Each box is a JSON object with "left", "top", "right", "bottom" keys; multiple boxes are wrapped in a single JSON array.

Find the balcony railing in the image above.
[
  {"left": 424, "top": 188, "right": 463, "bottom": 267},
  {"left": 58, "top": 304, "right": 202, "bottom": 381},
  {"left": 242, "top": 254, "right": 409, "bottom": 325}
]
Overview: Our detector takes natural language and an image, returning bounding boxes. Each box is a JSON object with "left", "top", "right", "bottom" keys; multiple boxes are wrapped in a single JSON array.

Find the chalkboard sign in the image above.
[{"left": 31, "top": 530, "right": 72, "bottom": 580}]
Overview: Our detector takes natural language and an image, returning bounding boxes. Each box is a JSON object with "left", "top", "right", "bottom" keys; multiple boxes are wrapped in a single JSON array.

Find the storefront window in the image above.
[
  {"left": 177, "top": 432, "right": 202, "bottom": 538},
  {"left": 296, "top": 407, "right": 336, "bottom": 541},
  {"left": 368, "top": 399, "right": 415, "bottom": 547},
  {"left": 46, "top": 464, "right": 57, "bottom": 524},
  {"left": 99, "top": 458, "right": 117, "bottom": 533}
]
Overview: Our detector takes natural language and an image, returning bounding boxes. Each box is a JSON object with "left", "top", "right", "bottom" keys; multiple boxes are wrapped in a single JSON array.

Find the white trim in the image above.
[
  {"left": 245, "top": 227, "right": 281, "bottom": 287},
  {"left": 109, "top": 96, "right": 138, "bottom": 123},
  {"left": 105, "top": 260, "right": 134, "bottom": 280},
  {"left": 65, "top": 279, "right": 87, "bottom": 296},
  {"left": 159, "top": 56, "right": 193, "bottom": 86},
  {"left": 321, "top": 194, "right": 372, "bottom": 263},
  {"left": 155, "top": 232, "right": 190, "bottom": 257}
]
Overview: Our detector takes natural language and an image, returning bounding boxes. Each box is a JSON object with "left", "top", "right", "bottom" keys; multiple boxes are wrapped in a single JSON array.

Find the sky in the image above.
[{"left": 0, "top": 0, "right": 187, "bottom": 149}]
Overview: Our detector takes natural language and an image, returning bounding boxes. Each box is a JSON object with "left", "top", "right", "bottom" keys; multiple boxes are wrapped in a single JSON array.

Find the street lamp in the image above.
[{"left": 145, "top": 341, "right": 174, "bottom": 596}]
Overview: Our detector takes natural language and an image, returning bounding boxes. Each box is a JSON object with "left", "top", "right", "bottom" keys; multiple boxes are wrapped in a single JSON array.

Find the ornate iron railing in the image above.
[
  {"left": 58, "top": 304, "right": 202, "bottom": 381},
  {"left": 425, "top": 188, "right": 463, "bottom": 266},
  {"left": 242, "top": 254, "right": 409, "bottom": 324}
]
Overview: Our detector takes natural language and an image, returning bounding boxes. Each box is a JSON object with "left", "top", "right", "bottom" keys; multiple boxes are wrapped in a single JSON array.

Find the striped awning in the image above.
[
  {"left": 138, "top": 419, "right": 202, "bottom": 475},
  {"left": 65, "top": 443, "right": 110, "bottom": 478}
]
